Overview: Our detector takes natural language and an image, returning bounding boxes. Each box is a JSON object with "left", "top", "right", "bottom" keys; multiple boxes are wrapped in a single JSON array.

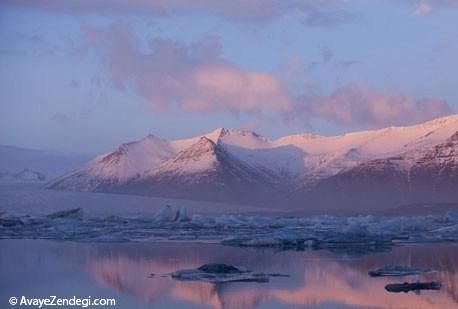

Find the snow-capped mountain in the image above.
[
  {"left": 0, "top": 144, "right": 90, "bottom": 181},
  {"left": 49, "top": 115, "right": 458, "bottom": 210},
  {"left": 132, "top": 137, "right": 279, "bottom": 203},
  {"left": 293, "top": 129, "right": 458, "bottom": 211},
  {"left": 82, "top": 134, "right": 174, "bottom": 181}
]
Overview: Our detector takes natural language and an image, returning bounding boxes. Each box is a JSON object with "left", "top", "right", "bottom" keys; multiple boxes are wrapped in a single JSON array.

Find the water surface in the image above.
[{"left": 1, "top": 240, "right": 457, "bottom": 308}]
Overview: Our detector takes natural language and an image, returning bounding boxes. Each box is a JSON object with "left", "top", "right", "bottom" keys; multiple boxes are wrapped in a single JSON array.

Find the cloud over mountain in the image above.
[
  {"left": 80, "top": 22, "right": 454, "bottom": 130},
  {"left": 307, "top": 84, "right": 453, "bottom": 128}
]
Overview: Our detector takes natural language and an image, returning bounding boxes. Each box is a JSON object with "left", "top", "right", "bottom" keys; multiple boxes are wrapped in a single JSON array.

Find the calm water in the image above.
[{"left": 1, "top": 240, "right": 457, "bottom": 309}]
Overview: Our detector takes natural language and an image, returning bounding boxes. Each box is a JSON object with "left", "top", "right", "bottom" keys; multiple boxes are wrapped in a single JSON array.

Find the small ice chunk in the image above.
[
  {"left": 171, "top": 263, "right": 279, "bottom": 283},
  {"left": 240, "top": 238, "right": 284, "bottom": 247},
  {"left": 198, "top": 263, "right": 243, "bottom": 273},
  {"left": 385, "top": 281, "right": 442, "bottom": 293},
  {"left": 153, "top": 205, "right": 174, "bottom": 223},
  {"left": 445, "top": 211, "right": 458, "bottom": 221},
  {"left": 153, "top": 205, "right": 190, "bottom": 223},
  {"left": 176, "top": 207, "right": 190, "bottom": 222},
  {"left": 46, "top": 208, "right": 83, "bottom": 220},
  {"left": 0, "top": 217, "right": 24, "bottom": 227},
  {"left": 369, "top": 266, "right": 431, "bottom": 277}
]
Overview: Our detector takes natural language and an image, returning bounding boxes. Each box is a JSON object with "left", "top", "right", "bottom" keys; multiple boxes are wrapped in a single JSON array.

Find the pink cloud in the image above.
[
  {"left": 81, "top": 22, "right": 291, "bottom": 115},
  {"left": 307, "top": 84, "right": 453, "bottom": 128},
  {"left": 80, "top": 22, "right": 454, "bottom": 129},
  {"left": 408, "top": 0, "right": 458, "bottom": 15}
]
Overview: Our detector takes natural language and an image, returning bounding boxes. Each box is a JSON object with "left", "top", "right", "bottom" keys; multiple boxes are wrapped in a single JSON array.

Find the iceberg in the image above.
[{"left": 152, "top": 205, "right": 190, "bottom": 223}]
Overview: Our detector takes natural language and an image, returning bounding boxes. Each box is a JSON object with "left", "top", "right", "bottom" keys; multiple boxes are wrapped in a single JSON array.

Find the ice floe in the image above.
[
  {"left": 369, "top": 266, "right": 432, "bottom": 277},
  {"left": 385, "top": 281, "right": 442, "bottom": 293},
  {"left": 170, "top": 263, "right": 286, "bottom": 283},
  {"left": 46, "top": 207, "right": 83, "bottom": 220},
  {"left": 1, "top": 206, "right": 458, "bottom": 255}
]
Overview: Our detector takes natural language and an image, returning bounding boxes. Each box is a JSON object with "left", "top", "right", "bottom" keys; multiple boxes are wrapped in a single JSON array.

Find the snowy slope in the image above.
[
  {"left": 85, "top": 134, "right": 174, "bottom": 180},
  {"left": 171, "top": 128, "right": 304, "bottom": 177},
  {"left": 134, "top": 136, "right": 280, "bottom": 203},
  {"left": 275, "top": 115, "right": 458, "bottom": 155},
  {"left": 155, "top": 137, "right": 221, "bottom": 176},
  {"left": 48, "top": 135, "right": 175, "bottom": 191},
  {"left": 150, "top": 136, "right": 276, "bottom": 182},
  {"left": 297, "top": 131, "right": 458, "bottom": 211},
  {"left": 51, "top": 136, "right": 280, "bottom": 203},
  {"left": 279, "top": 114, "right": 458, "bottom": 181}
]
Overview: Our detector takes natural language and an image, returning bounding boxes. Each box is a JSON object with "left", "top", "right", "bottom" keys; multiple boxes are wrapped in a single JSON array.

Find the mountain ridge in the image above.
[{"left": 48, "top": 114, "right": 458, "bottom": 211}]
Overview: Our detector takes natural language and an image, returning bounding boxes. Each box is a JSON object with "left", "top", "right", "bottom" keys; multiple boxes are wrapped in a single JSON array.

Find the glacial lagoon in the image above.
[{"left": 1, "top": 240, "right": 457, "bottom": 309}]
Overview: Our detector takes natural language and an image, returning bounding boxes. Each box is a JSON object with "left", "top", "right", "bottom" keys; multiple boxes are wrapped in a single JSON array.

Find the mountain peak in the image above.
[
  {"left": 196, "top": 136, "right": 216, "bottom": 148},
  {"left": 138, "top": 133, "right": 166, "bottom": 145},
  {"left": 205, "top": 128, "right": 269, "bottom": 149},
  {"left": 152, "top": 136, "right": 221, "bottom": 176},
  {"left": 173, "top": 137, "right": 217, "bottom": 161},
  {"left": 144, "top": 133, "right": 159, "bottom": 140}
]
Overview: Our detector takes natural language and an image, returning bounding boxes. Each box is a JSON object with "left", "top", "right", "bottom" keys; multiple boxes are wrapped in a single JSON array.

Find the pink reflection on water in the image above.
[{"left": 84, "top": 243, "right": 458, "bottom": 309}]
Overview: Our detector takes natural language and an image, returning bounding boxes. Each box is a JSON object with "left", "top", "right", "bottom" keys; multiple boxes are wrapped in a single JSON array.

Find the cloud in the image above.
[
  {"left": 403, "top": 0, "right": 458, "bottom": 15},
  {"left": 300, "top": 84, "right": 453, "bottom": 128},
  {"left": 414, "top": 1, "right": 433, "bottom": 14},
  {"left": 1, "top": 0, "right": 353, "bottom": 27},
  {"left": 81, "top": 22, "right": 291, "bottom": 115},
  {"left": 79, "top": 22, "right": 454, "bottom": 130}
]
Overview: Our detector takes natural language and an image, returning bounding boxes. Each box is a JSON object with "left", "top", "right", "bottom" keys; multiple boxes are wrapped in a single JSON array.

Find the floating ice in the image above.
[
  {"left": 152, "top": 205, "right": 190, "bottom": 223},
  {"left": 0, "top": 217, "right": 24, "bottom": 227},
  {"left": 385, "top": 281, "right": 442, "bottom": 293},
  {"left": 47, "top": 207, "right": 83, "bottom": 220},
  {"left": 445, "top": 211, "right": 458, "bottom": 221},
  {"left": 369, "top": 266, "right": 432, "bottom": 277},
  {"left": 1, "top": 206, "right": 458, "bottom": 256},
  {"left": 170, "top": 263, "right": 280, "bottom": 283}
]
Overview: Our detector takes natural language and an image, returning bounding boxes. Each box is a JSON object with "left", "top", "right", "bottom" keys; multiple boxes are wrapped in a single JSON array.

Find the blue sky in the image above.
[{"left": 0, "top": 0, "right": 457, "bottom": 154}]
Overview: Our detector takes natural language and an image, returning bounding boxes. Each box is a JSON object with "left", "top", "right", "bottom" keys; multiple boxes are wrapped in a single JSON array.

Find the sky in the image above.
[{"left": 0, "top": 0, "right": 457, "bottom": 154}]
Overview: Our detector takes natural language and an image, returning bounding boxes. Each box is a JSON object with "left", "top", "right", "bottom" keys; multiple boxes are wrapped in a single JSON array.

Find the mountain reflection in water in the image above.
[{"left": 1, "top": 240, "right": 457, "bottom": 309}]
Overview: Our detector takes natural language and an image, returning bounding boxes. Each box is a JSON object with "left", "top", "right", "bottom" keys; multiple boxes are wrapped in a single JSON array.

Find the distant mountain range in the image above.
[
  {"left": 0, "top": 144, "right": 90, "bottom": 181},
  {"left": 48, "top": 115, "right": 458, "bottom": 212}
]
